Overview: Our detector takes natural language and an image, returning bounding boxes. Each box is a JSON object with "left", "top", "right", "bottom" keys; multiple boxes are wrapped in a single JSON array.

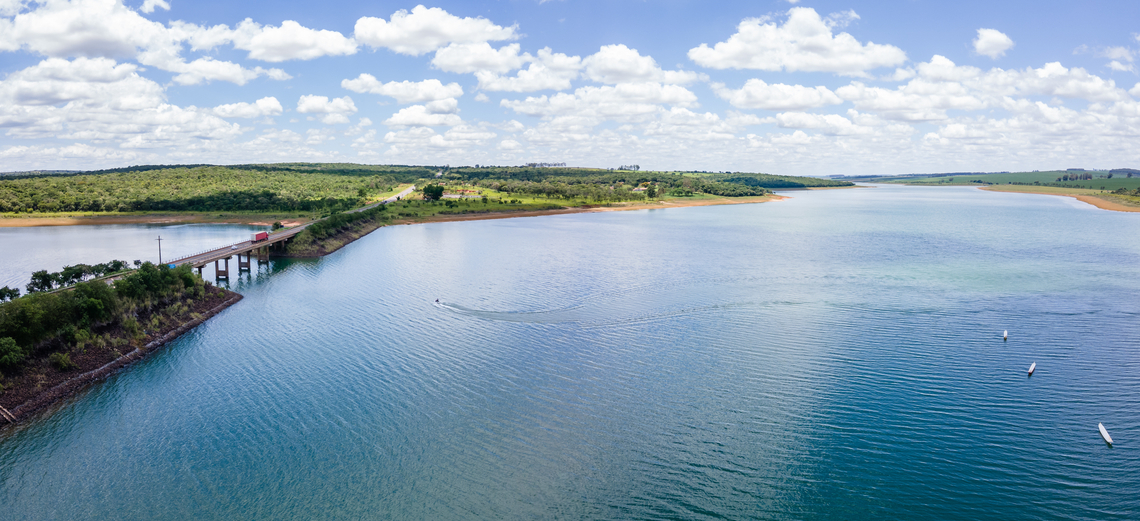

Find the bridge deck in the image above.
[{"left": 166, "top": 185, "right": 416, "bottom": 268}]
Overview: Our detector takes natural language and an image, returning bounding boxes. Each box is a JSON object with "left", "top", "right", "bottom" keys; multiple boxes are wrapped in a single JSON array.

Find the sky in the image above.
[{"left": 1, "top": 0, "right": 1139, "bottom": 175}]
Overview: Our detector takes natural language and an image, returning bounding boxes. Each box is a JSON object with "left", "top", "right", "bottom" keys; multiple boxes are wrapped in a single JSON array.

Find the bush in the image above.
[
  {"left": 0, "top": 337, "right": 25, "bottom": 371},
  {"left": 49, "top": 352, "right": 77, "bottom": 371}
]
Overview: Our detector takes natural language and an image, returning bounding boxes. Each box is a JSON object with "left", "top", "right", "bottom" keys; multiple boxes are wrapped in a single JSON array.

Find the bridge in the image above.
[{"left": 167, "top": 185, "right": 415, "bottom": 279}]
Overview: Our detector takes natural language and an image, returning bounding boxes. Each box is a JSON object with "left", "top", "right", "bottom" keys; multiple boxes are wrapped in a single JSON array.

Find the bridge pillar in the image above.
[
  {"left": 196, "top": 266, "right": 203, "bottom": 276},
  {"left": 257, "top": 245, "right": 270, "bottom": 264},
  {"left": 238, "top": 252, "right": 251, "bottom": 272},
  {"left": 215, "top": 257, "right": 230, "bottom": 280}
]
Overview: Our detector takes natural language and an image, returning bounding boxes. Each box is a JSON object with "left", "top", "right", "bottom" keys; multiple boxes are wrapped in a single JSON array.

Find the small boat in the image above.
[
  {"left": 1003, "top": 330, "right": 1008, "bottom": 341},
  {"left": 1028, "top": 362, "right": 1036, "bottom": 376},
  {"left": 1099, "top": 423, "right": 1113, "bottom": 445}
]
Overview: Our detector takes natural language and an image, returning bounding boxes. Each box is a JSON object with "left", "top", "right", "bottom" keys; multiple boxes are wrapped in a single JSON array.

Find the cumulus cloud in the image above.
[
  {"left": 229, "top": 19, "right": 357, "bottom": 62},
  {"left": 501, "top": 83, "right": 699, "bottom": 126},
  {"left": 213, "top": 97, "right": 283, "bottom": 118},
  {"left": 974, "top": 28, "right": 1014, "bottom": 59},
  {"left": 475, "top": 48, "right": 582, "bottom": 92},
  {"left": 341, "top": 76, "right": 464, "bottom": 103},
  {"left": 431, "top": 42, "right": 527, "bottom": 74},
  {"left": 0, "top": 57, "right": 240, "bottom": 146},
  {"left": 383, "top": 104, "right": 464, "bottom": 127},
  {"left": 583, "top": 44, "right": 702, "bottom": 84},
  {"left": 139, "top": 0, "right": 169, "bottom": 14},
  {"left": 355, "top": 5, "right": 517, "bottom": 56},
  {"left": 837, "top": 55, "right": 1128, "bottom": 121},
  {"left": 712, "top": 79, "right": 842, "bottom": 110},
  {"left": 688, "top": 7, "right": 906, "bottom": 76},
  {"left": 296, "top": 95, "right": 357, "bottom": 124}
]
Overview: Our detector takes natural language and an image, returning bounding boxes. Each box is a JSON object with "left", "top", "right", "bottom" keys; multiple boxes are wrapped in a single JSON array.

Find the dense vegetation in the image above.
[
  {"left": 0, "top": 164, "right": 852, "bottom": 215},
  {"left": 0, "top": 263, "right": 209, "bottom": 374},
  {"left": 0, "top": 165, "right": 400, "bottom": 214}
]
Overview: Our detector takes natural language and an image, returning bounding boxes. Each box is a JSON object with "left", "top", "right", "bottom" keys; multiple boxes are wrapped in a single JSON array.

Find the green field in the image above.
[{"left": 875, "top": 170, "right": 1140, "bottom": 191}]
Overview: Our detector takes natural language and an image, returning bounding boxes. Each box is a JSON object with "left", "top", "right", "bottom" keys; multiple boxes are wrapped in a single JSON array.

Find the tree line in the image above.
[
  {"left": 2, "top": 260, "right": 134, "bottom": 300},
  {"left": 0, "top": 263, "right": 206, "bottom": 373}
]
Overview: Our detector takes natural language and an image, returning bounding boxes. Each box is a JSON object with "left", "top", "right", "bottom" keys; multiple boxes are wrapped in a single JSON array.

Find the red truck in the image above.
[{"left": 251, "top": 231, "right": 269, "bottom": 242}]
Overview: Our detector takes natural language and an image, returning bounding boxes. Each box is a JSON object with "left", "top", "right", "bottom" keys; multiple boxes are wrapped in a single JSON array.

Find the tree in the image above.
[
  {"left": 422, "top": 184, "right": 445, "bottom": 201},
  {"left": 26, "top": 270, "right": 58, "bottom": 293},
  {"left": 0, "top": 337, "right": 24, "bottom": 371},
  {"left": 0, "top": 286, "right": 19, "bottom": 302}
]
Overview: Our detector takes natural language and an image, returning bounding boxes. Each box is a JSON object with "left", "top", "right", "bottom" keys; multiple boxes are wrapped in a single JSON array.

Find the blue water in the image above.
[
  {"left": 1, "top": 185, "right": 1138, "bottom": 519},
  {"left": 0, "top": 223, "right": 266, "bottom": 290}
]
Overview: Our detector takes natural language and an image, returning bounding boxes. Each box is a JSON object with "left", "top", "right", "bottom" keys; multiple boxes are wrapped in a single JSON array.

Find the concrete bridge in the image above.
[{"left": 167, "top": 185, "right": 415, "bottom": 279}]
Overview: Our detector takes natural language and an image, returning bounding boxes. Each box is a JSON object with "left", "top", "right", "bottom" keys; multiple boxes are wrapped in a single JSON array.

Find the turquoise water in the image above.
[{"left": 1, "top": 185, "right": 1139, "bottom": 519}]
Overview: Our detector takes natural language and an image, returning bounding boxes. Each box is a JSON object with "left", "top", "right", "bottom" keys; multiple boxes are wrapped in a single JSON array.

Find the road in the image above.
[{"left": 168, "top": 184, "right": 417, "bottom": 268}]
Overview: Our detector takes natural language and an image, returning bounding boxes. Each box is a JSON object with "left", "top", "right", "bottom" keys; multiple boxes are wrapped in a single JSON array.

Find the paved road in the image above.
[{"left": 168, "top": 184, "right": 417, "bottom": 268}]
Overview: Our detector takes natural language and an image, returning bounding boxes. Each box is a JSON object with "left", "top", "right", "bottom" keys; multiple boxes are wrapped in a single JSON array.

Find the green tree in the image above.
[
  {"left": 26, "top": 270, "right": 58, "bottom": 293},
  {"left": 0, "top": 286, "right": 19, "bottom": 302},
  {"left": 422, "top": 184, "right": 445, "bottom": 201},
  {"left": 0, "top": 337, "right": 24, "bottom": 371}
]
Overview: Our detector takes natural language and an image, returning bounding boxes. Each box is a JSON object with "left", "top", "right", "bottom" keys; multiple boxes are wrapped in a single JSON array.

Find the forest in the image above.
[{"left": 0, "top": 163, "right": 852, "bottom": 215}]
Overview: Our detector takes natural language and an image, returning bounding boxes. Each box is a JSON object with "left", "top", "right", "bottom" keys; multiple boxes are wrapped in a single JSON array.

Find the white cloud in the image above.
[
  {"left": 475, "top": 47, "right": 582, "bottom": 92},
  {"left": 341, "top": 76, "right": 464, "bottom": 103},
  {"left": 0, "top": 0, "right": 26, "bottom": 16},
  {"left": 431, "top": 42, "right": 527, "bottom": 74},
  {"left": 688, "top": 7, "right": 906, "bottom": 76},
  {"left": 8, "top": 0, "right": 171, "bottom": 59},
  {"left": 837, "top": 55, "right": 1129, "bottom": 121},
  {"left": 583, "top": 44, "right": 702, "bottom": 84},
  {"left": 354, "top": 5, "right": 517, "bottom": 56},
  {"left": 230, "top": 19, "right": 357, "bottom": 62},
  {"left": 296, "top": 95, "right": 357, "bottom": 124},
  {"left": 974, "top": 28, "right": 1014, "bottom": 59},
  {"left": 213, "top": 97, "right": 283, "bottom": 118},
  {"left": 383, "top": 98, "right": 462, "bottom": 127},
  {"left": 712, "top": 79, "right": 842, "bottom": 110},
  {"left": 0, "top": 57, "right": 240, "bottom": 147},
  {"left": 501, "top": 83, "right": 699, "bottom": 126},
  {"left": 139, "top": 0, "right": 169, "bottom": 14},
  {"left": 774, "top": 112, "right": 871, "bottom": 135}
]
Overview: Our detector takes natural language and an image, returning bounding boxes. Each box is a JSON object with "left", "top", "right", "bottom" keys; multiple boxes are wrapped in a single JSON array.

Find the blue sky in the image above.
[{"left": 1, "top": 0, "right": 1139, "bottom": 175}]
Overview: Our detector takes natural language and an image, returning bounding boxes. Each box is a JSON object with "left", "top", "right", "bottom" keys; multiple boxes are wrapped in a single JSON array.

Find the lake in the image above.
[{"left": 1, "top": 185, "right": 1138, "bottom": 519}]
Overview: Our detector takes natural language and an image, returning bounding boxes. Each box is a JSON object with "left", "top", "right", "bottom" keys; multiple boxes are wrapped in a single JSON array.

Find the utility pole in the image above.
[{"left": 157, "top": 235, "right": 163, "bottom": 265}]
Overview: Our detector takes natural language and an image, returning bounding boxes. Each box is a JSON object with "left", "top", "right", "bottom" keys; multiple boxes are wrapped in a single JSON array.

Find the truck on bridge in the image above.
[{"left": 251, "top": 232, "right": 269, "bottom": 242}]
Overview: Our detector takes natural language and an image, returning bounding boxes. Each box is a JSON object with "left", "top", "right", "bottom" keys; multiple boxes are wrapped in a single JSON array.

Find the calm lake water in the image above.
[
  {"left": 1, "top": 185, "right": 1139, "bottom": 520},
  {"left": 0, "top": 223, "right": 267, "bottom": 290}
]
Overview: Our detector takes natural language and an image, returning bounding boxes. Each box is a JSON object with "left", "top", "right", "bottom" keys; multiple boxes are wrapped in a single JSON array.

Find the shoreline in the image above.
[
  {"left": 979, "top": 186, "right": 1140, "bottom": 213},
  {"left": 1, "top": 290, "right": 243, "bottom": 428},
  {"left": 0, "top": 195, "right": 788, "bottom": 229}
]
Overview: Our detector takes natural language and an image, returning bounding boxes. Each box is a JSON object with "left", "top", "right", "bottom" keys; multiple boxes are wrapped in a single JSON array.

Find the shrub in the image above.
[
  {"left": 49, "top": 352, "right": 77, "bottom": 371},
  {"left": 0, "top": 337, "right": 25, "bottom": 371}
]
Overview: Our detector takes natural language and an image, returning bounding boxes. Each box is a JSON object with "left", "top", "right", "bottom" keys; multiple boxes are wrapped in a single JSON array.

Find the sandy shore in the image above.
[{"left": 980, "top": 187, "right": 1140, "bottom": 213}]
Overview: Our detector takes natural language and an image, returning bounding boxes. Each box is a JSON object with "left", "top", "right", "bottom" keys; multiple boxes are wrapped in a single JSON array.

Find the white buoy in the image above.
[
  {"left": 1028, "top": 362, "right": 1036, "bottom": 376},
  {"left": 1003, "top": 330, "right": 1008, "bottom": 341},
  {"left": 1099, "top": 423, "right": 1113, "bottom": 445}
]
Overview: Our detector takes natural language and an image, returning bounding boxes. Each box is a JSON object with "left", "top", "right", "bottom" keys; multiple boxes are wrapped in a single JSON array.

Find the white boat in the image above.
[
  {"left": 1099, "top": 423, "right": 1113, "bottom": 445},
  {"left": 1003, "top": 330, "right": 1008, "bottom": 341},
  {"left": 1028, "top": 362, "right": 1036, "bottom": 376}
]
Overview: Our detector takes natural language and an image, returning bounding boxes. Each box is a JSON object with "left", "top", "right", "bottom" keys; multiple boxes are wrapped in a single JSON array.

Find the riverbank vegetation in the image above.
[
  {"left": 1, "top": 163, "right": 851, "bottom": 221},
  {"left": 0, "top": 262, "right": 238, "bottom": 417}
]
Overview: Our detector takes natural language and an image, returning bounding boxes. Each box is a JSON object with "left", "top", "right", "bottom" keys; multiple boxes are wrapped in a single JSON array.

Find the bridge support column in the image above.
[
  {"left": 196, "top": 266, "right": 203, "bottom": 276},
  {"left": 257, "top": 245, "right": 270, "bottom": 264},
  {"left": 215, "top": 257, "right": 230, "bottom": 280},
  {"left": 238, "top": 252, "right": 251, "bottom": 272}
]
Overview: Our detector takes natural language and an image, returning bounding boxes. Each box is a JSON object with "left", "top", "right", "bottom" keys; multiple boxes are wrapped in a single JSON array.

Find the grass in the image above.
[{"left": 878, "top": 170, "right": 1140, "bottom": 191}]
